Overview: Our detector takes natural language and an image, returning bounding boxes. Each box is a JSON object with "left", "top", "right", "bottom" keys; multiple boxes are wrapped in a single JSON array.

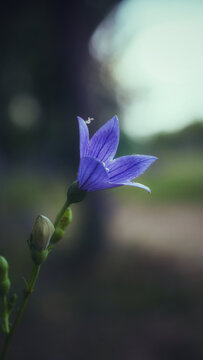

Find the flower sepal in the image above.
[
  {"left": 30, "top": 248, "right": 49, "bottom": 266},
  {"left": 67, "top": 181, "right": 86, "bottom": 204}
]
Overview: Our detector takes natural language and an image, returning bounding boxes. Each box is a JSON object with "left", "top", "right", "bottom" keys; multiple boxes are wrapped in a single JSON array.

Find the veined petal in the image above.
[
  {"left": 108, "top": 155, "right": 157, "bottom": 182},
  {"left": 87, "top": 115, "right": 119, "bottom": 163},
  {"left": 115, "top": 181, "right": 151, "bottom": 193},
  {"left": 89, "top": 181, "right": 151, "bottom": 193},
  {"left": 77, "top": 116, "right": 89, "bottom": 158},
  {"left": 77, "top": 156, "right": 109, "bottom": 192}
]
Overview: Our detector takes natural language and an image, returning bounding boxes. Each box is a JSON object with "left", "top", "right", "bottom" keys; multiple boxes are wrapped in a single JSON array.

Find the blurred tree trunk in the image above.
[{"left": 0, "top": 0, "right": 120, "bottom": 266}]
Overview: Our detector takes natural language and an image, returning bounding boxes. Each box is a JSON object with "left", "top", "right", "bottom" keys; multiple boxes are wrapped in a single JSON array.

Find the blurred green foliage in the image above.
[
  {"left": 1, "top": 120, "right": 202, "bottom": 208},
  {"left": 119, "top": 150, "right": 203, "bottom": 203}
]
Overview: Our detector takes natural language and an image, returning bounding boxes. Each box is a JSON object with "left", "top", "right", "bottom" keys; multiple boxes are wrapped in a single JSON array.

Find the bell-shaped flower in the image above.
[{"left": 77, "top": 116, "right": 157, "bottom": 193}]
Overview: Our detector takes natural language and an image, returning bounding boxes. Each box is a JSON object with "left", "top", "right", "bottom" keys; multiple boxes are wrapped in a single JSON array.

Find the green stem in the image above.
[
  {"left": 2, "top": 296, "right": 9, "bottom": 335},
  {"left": 0, "top": 264, "right": 40, "bottom": 360}
]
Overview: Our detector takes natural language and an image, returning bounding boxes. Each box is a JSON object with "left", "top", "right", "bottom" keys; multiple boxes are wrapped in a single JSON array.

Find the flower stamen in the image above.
[{"left": 102, "top": 161, "right": 109, "bottom": 172}]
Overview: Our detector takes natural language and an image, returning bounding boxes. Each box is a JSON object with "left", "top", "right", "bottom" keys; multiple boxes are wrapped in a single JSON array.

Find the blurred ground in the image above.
[{"left": 109, "top": 202, "right": 203, "bottom": 265}]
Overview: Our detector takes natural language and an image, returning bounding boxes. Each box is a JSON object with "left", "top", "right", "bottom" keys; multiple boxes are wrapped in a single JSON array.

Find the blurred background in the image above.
[{"left": 0, "top": 0, "right": 203, "bottom": 359}]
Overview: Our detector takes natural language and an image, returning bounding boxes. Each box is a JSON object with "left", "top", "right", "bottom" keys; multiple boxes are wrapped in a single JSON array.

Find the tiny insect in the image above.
[{"left": 85, "top": 117, "right": 94, "bottom": 124}]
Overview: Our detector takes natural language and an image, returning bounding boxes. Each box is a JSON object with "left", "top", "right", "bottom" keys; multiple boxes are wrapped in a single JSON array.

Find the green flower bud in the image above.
[
  {"left": 30, "top": 215, "right": 55, "bottom": 250},
  {"left": 58, "top": 208, "right": 72, "bottom": 231},
  {"left": 67, "top": 181, "right": 86, "bottom": 204},
  {"left": 0, "top": 278, "right": 11, "bottom": 297},
  {"left": 50, "top": 208, "right": 72, "bottom": 245},
  {"left": 50, "top": 227, "right": 64, "bottom": 245},
  {"left": 0, "top": 256, "right": 9, "bottom": 282},
  {"left": 0, "top": 256, "right": 10, "bottom": 296}
]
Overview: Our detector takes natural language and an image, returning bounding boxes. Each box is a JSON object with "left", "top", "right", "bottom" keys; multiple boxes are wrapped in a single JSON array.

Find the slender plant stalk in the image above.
[
  {"left": 0, "top": 199, "right": 70, "bottom": 360},
  {"left": 0, "top": 264, "right": 40, "bottom": 360},
  {"left": 2, "top": 296, "right": 9, "bottom": 335}
]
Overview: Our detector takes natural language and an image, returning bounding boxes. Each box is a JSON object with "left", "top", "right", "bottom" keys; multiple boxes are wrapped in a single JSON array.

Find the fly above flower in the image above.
[
  {"left": 77, "top": 116, "right": 157, "bottom": 193},
  {"left": 85, "top": 117, "right": 94, "bottom": 124}
]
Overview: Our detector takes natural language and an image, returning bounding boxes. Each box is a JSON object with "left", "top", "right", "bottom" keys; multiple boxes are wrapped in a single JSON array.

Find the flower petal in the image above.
[
  {"left": 114, "top": 181, "right": 151, "bottom": 193},
  {"left": 89, "top": 181, "right": 151, "bottom": 193},
  {"left": 77, "top": 116, "right": 89, "bottom": 158},
  {"left": 77, "top": 156, "right": 109, "bottom": 192},
  {"left": 87, "top": 115, "right": 119, "bottom": 163},
  {"left": 108, "top": 155, "right": 157, "bottom": 182}
]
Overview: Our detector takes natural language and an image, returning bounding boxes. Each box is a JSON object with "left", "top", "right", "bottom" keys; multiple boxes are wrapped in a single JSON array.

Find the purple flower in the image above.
[{"left": 77, "top": 116, "right": 157, "bottom": 193}]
